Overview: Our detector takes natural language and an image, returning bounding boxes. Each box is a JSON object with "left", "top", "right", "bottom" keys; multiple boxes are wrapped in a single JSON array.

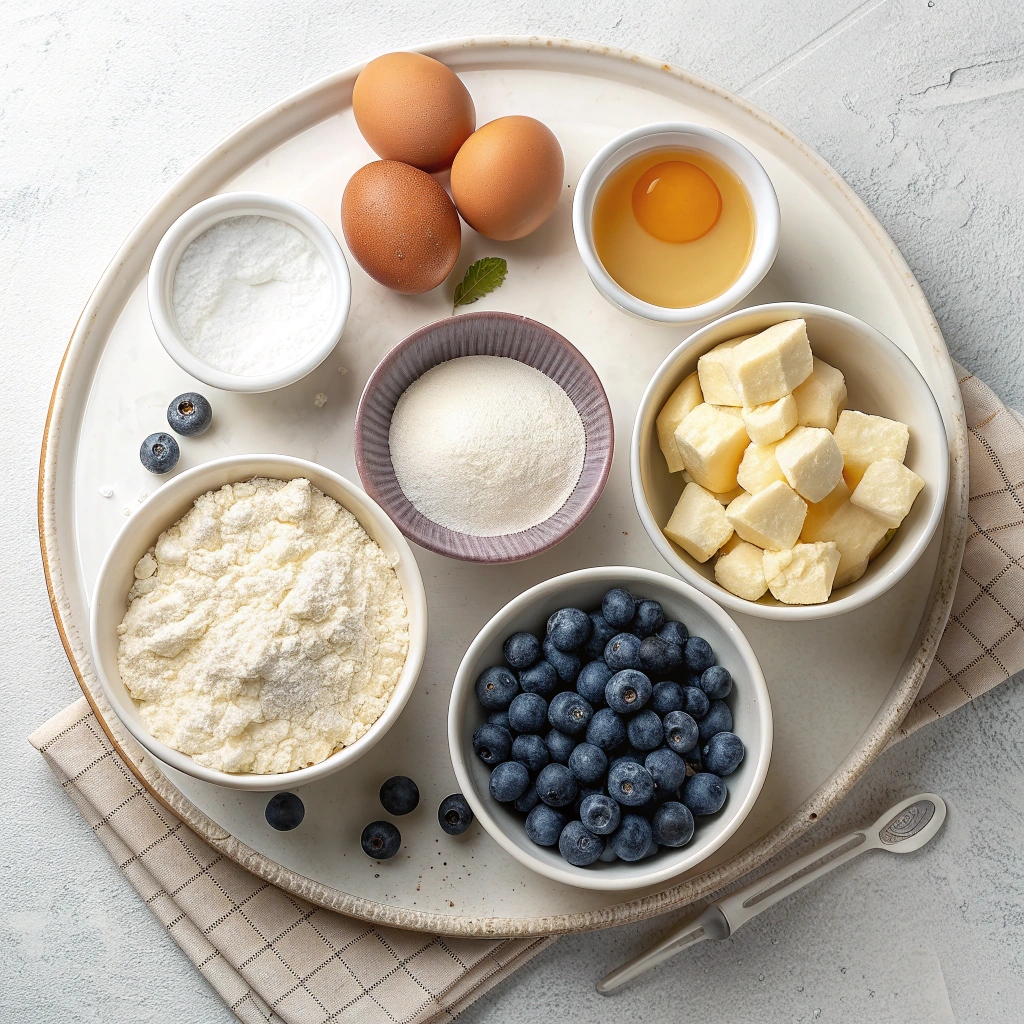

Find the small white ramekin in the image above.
[
  {"left": 572, "top": 123, "right": 780, "bottom": 324},
  {"left": 148, "top": 192, "right": 351, "bottom": 393}
]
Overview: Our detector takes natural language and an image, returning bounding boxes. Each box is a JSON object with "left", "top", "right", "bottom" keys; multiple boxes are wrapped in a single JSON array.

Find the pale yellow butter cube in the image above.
[
  {"left": 850, "top": 458, "right": 925, "bottom": 528},
  {"left": 870, "top": 528, "right": 897, "bottom": 560},
  {"left": 656, "top": 372, "right": 703, "bottom": 473},
  {"left": 696, "top": 336, "right": 751, "bottom": 407},
  {"left": 802, "top": 498, "right": 888, "bottom": 587},
  {"left": 792, "top": 357, "right": 847, "bottom": 431},
  {"left": 775, "top": 425, "right": 845, "bottom": 503},
  {"left": 674, "top": 403, "right": 750, "bottom": 493},
  {"left": 742, "top": 394, "right": 798, "bottom": 445},
  {"left": 737, "top": 441, "right": 787, "bottom": 494},
  {"left": 763, "top": 542, "right": 841, "bottom": 605},
  {"left": 711, "top": 484, "right": 745, "bottom": 505},
  {"left": 726, "top": 481, "right": 807, "bottom": 550},
  {"left": 715, "top": 540, "right": 768, "bottom": 601},
  {"left": 727, "top": 319, "right": 814, "bottom": 406},
  {"left": 800, "top": 479, "right": 851, "bottom": 542},
  {"left": 834, "top": 410, "right": 910, "bottom": 487},
  {"left": 664, "top": 482, "right": 735, "bottom": 562}
]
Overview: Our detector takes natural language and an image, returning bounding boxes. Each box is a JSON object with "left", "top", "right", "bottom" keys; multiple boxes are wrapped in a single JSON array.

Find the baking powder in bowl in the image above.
[
  {"left": 388, "top": 355, "right": 587, "bottom": 536},
  {"left": 171, "top": 215, "right": 333, "bottom": 376}
]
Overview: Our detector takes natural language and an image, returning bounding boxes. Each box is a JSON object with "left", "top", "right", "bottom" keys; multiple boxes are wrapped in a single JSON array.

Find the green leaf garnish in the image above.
[{"left": 453, "top": 257, "right": 508, "bottom": 313}]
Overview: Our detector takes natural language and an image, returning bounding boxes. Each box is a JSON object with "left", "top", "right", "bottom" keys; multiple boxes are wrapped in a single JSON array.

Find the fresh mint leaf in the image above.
[{"left": 453, "top": 257, "right": 508, "bottom": 312}]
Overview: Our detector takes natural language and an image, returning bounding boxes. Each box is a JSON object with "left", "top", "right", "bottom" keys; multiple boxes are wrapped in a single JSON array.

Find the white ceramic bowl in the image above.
[
  {"left": 90, "top": 455, "right": 427, "bottom": 792},
  {"left": 632, "top": 303, "right": 950, "bottom": 620},
  {"left": 148, "top": 192, "right": 351, "bottom": 393},
  {"left": 572, "top": 123, "right": 780, "bottom": 324},
  {"left": 448, "top": 567, "right": 772, "bottom": 890}
]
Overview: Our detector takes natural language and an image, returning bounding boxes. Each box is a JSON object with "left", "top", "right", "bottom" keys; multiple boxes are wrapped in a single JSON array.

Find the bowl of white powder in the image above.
[
  {"left": 148, "top": 192, "right": 351, "bottom": 393},
  {"left": 354, "top": 311, "right": 614, "bottom": 562},
  {"left": 89, "top": 455, "right": 426, "bottom": 791}
]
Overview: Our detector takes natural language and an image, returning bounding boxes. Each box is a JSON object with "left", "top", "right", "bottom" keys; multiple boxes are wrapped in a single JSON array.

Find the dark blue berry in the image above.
[
  {"left": 511, "top": 733, "right": 550, "bottom": 775},
  {"left": 519, "top": 660, "right": 558, "bottom": 697},
  {"left": 700, "top": 665, "right": 733, "bottom": 700},
  {"left": 586, "top": 708, "right": 627, "bottom": 751},
  {"left": 604, "top": 633, "right": 642, "bottom": 672},
  {"left": 610, "top": 813, "right": 653, "bottom": 861},
  {"left": 361, "top": 820, "right": 401, "bottom": 859},
  {"left": 559, "top": 820, "right": 605, "bottom": 866},
  {"left": 536, "top": 762, "right": 578, "bottom": 807},
  {"left": 438, "top": 793, "right": 473, "bottom": 835},
  {"left": 609, "top": 748, "right": 645, "bottom": 770},
  {"left": 601, "top": 588, "right": 636, "bottom": 629},
  {"left": 379, "top": 776, "right": 419, "bottom": 815},
  {"left": 487, "top": 710, "right": 511, "bottom": 730},
  {"left": 658, "top": 620, "right": 689, "bottom": 647},
  {"left": 631, "top": 599, "right": 665, "bottom": 638},
  {"left": 639, "top": 635, "right": 683, "bottom": 675},
  {"left": 547, "top": 691, "right": 593, "bottom": 736},
  {"left": 140, "top": 432, "right": 179, "bottom": 474},
  {"left": 684, "top": 772, "right": 727, "bottom": 816},
  {"left": 473, "top": 723, "right": 512, "bottom": 765},
  {"left": 703, "top": 732, "right": 745, "bottom": 776},
  {"left": 545, "top": 729, "right": 576, "bottom": 765},
  {"left": 663, "top": 710, "right": 699, "bottom": 755},
  {"left": 576, "top": 660, "right": 614, "bottom": 706},
  {"left": 503, "top": 631, "right": 541, "bottom": 670},
  {"left": 475, "top": 666, "right": 519, "bottom": 710},
  {"left": 542, "top": 638, "right": 580, "bottom": 684},
  {"left": 607, "top": 760, "right": 655, "bottom": 806},
  {"left": 573, "top": 786, "right": 605, "bottom": 817},
  {"left": 605, "top": 669, "right": 652, "bottom": 714},
  {"left": 582, "top": 612, "right": 618, "bottom": 660},
  {"left": 166, "top": 392, "right": 212, "bottom": 436},
  {"left": 525, "top": 804, "right": 566, "bottom": 846},
  {"left": 682, "top": 685, "right": 711, "bottom": 720},
  {"left": 684, "top": 636, "right": 716, "bottom": 673},
  {"left": 265, "top": 792, "right": 304, "bottom": 831},
  {"left": 514, "top": 783, "right": 541, "bottom": 813},
  {"left": 652, "top": 801, "right": 695, "bottom": 847},
  {"left": 579, "top": 793, "right": 621, "bottom": 835},
  {"left": 546, "top": 607, "right": 591, "bottom": 652},
  {"left": 650, "top": 680, "right": 686, "bottom": 715},
  {"left": 626, "top": 709, "right": 663, "bottom": 751},
  {"left": 698, "top": 700, "right": 733, "bottom": 743},
  {"left": 568, "top": 742, "right": 608, "bottom": 785},
  {"left": 645, "top": 747, "right": 688, "bottom": 794},
  {"left": 508, "top": 692, "right": 548, "bottom": 733},
  {"left": 489, "top": 761, "right": 530, "bottom": 803}
]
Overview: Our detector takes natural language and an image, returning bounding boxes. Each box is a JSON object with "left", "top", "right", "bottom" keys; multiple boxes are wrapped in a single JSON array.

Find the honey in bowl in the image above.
[{"left": 592, "top": 148, "right": 755, "bottom": 309}]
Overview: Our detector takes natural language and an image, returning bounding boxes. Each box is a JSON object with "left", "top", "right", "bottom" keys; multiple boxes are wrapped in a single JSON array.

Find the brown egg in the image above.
[
  {"left": 352, "top": 52, "right": 476, "bottom": 172},
  {"left": 450, "top": 116, "right": 565, "bottom": 241},
  {"left": 342, "top": 160, "right": 461, "bottom": 294}
]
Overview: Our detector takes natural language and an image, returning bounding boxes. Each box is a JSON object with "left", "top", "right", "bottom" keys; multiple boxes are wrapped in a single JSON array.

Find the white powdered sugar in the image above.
[
  {"left": 116, "top": 477, "right": 409, "bottom": 774},
  {"left": 388, "top": 355, "right": 587, "bottom": 536}
]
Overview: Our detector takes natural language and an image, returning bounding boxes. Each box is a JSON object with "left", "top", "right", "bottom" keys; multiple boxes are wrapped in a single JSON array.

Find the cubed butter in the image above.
[
  {"left": 664, "top": 482, "right": 735, "bottom": 562},
  {"left": 800, "top": 479, "right": 851, "bottom": 542},
  {"left": 850, "top": 458, "right": 925, "bottom": 528},
  {"left": 737, "top": 441, "right": 787, "bottom": 494},
  {"left": 801, "top": 498, "right": 888, "bottom": 587},
  {"left": 834, "top": 410, "right": 910, "bottom": 487},
  {"left": 775, "top": 425, "right": 845, "bottom": 503},
  {"left": 715, "top": 540, "right": 768, "bottom": 601},
  {"left": 727, "top": 319, "right": 814, "bottom": 406},
  {"left": 711, "top": 484, "right": 745, "bottom": 505},
  {"left": 792, "top": 357, "right": 847, "bottom": 431},
  {"left": 726, "top": 481, "right": 807, "bottom": 550},
  {"left": 696, "top": 336, "right": 751, "bottom": 406},
  {"left": 870, "top": 528, "right": 897, "bottom": 560},
  {"left": 674, "top": 403, "right": 750, "bottom": 493},
  {"left": 656, "top": 372, "right": 703, "bottom": 473},
  {"left": 762, "top": 542, "right": 840, "bottom": 605},
  {"left": 742, "top": 394, "right": 798, "bottom": 445}
]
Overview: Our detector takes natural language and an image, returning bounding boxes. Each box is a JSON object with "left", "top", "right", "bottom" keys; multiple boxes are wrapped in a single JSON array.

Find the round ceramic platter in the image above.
[{"left": 39, "top": 36, "right": 968, "bottom": 937}]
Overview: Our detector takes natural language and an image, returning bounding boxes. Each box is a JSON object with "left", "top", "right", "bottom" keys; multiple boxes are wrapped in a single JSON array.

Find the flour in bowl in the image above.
[{"left": 116, "top": 477, "right": 409, "bottom": 774}]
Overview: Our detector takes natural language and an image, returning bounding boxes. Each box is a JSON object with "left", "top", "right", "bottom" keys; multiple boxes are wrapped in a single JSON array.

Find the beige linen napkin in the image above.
[{"left": 29, "top": 365, "right": 1024, "bottom": 1023}]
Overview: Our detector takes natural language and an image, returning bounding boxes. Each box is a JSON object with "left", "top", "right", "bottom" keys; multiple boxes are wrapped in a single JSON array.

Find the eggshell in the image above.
[
  {"left": 450, "top": 116, "right": 565, "bottom": 241},
  {"left": 353, "top": 52, "right": 476, "bottom": 172},
  {"left": 342, "top": 161, "right": 461, "bottom": 294}
]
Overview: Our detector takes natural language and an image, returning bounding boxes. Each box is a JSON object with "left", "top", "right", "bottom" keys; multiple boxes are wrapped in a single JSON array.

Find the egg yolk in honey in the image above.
[{"left": 631, "top": 161, "right": 722, "bottom": 243}]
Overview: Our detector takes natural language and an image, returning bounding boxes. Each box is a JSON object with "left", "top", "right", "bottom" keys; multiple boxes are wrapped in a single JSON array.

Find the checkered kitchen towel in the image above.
[{"left": 29, "top": 365, "right": 1024, "bottom": 1023}]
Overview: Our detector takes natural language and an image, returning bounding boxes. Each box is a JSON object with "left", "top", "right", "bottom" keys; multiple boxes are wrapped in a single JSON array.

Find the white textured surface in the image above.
[{"left": 2, "top": 1, "right": 1022, "bottom": 1021}]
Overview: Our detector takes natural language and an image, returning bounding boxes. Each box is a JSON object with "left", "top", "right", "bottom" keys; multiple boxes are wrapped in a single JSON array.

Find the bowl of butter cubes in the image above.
[{"left": 632, "top": 302, "right": 949, "bottom": 619}]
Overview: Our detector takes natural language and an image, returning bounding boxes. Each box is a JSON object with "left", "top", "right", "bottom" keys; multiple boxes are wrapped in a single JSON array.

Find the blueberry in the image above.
[
  {"left": 559, "top": 820, "right": 604, "bottom": 866},
  {"left": 265, "top": 792, "right": 304, "bottom": 831},
  {"left": 579, "top": 793, "right": 621, "bottom": 835},
  {"left": 514, "top": 783, "right": 541, "bottom": 813},
  {"left": 652, "top": 801, "right": 695, "bottom": 847},
  {"left": 379, "top": 776, "right": 419, "bottom": 815},
  {"left": 645, "top": 747, "right": 688, "bottom": 794},
  {"left": 605, "top": 669, "right": 652, "bottom": 714},
  {"left": 508, "top": 692, "right": 548, "bottom": 734},
  {"left": 503, "top": 631, "right": 541, "bottom": 670},
  {"left": 573, "top": 785, "right": 605, "bottom": 818},
  {"left": 631, "top": 599, "right": 665, "bottom": 638},
  {"left": 576, "top": 660, "right": 614, "bottom": 706},
  {"left": 703, "top": 732, "right": 745, "bottom": 776},
  {"left": 700, "top": 665, "right": 733, "bottom": 700},
  {"left": 638, "top": 635, "right": 683, "bottom": 676},
  {"left": 166, "top": 392, "right": 212, "bottom": 436},
  {"left": 519, "top": 660, "right": 558, "bottom": 697},
  {"left": 547, "top": 691, "right": 593, "bottom": 736},
  {"left": 683, "top": 744, "right": 703, "bottom": 768},
  {"left": 438, "top": 793, "right": 473, "bottom": 835},
  {"left": 547, "top": 607, "right": 591, "bottom": 652},
  {"left": 582, "top": 612, "right": 618, "bottom": 660},
  {"left": 650, "top": 680, "right": 686, "bottom": 716},
  {"left": 568, "top": 742, "right": 608, "bottom": 785},
  {"left": 698, "top": 700, "right": 734, "bottom": 743},
  {"left": 545, "top": 729, "right": 577, "bottom": 765},
  {"left": 609, "top": 748, "right": 645, "bottom": 770},
  {"left": 511, "top": 733, "right": 550, "bottom": 775},
  {"left": 683, "top": 772, "right": 727, "bottom": 816},
  {"left": 487, "top": 710, "right": 511, "bottom": 730},
  {"left": 610, "top": 813, "right": 653, "bottom": 862},
  {"left": 525, "top": 804, "right": 566, "bottom": 846},
  {"left": 601, "top": 588, "right": 636, "bottom": 629},
  {"left": 663, "top": 710, "right": 699, "bottom": 755},
  {"left": 489, "top": 761, "right": 530, "bottom": 803},
  {"left": 361, "top": 820, "right": 401, "bottom": 859},
  {"left": 684, "top": 636, "right": 716, "bottom": 674},
  {"left": 682, "top": 685, "right": 711, "bottom": 720},
  {"left": 473, "top": 723, "right": 512, "bottom": 765},
  {"left": 536, "top": 762, "right": 578, "bottom": 807},
  {"left": 607, "top": 760, "right": 655, "bottom": 806},
  {"left": 542, "top": 638, "right": 581, "bottom": 684},
  {"left": 626, "top": 709, "right": 664, "bottom": 752},
  {"left": 658, "top": 620, "right": 689, "bottom": 647},
  {"left": 586, "top": 708, "right": 627, "bottom": 751},
  {"left": 475, "top": 666, "right": 519, "bottom": 710},
  {"left": 139, "top": 432, "right": 179, "bottom": 474},
  {"left": 604, "top": 633, "right": 642, "bottom": 672}
]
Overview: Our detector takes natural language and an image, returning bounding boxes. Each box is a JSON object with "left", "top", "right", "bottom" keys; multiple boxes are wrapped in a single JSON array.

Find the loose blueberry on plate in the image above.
[
  {"left": 504, "top": 631, "right": 541, "bottom": 670},
  {"left": 568, "top": 742, "right": 608, "bottom": 785},
  {"left": 475, "top": 665, "right": 519, "bottom": 709},
  {"left": 542, "top": 638, "right": 581, "bottom": 684},
  {"left": 658, "top": 620, "right": 689, "bottom": 647},
  {"left": 698, "top": 699, "right": 734, "bottom": 743},
  {"left": 511, "top": 733, "right": 550, "bottom": 775},
  {"left": 580, "top": 793, "right": 621, "bottom": 835},
  {"left": 514, "top": 783, "right": 541, "bottom": 813},
  {"left": 139, "top": 432, "right": 179, "bottom": 474},
  {"left": 519, "top": 659, "right": 558, "bottom": 697},
  {"left": 601, "top": 588, "right": 636, "bottom": 630},
  {"left": 703, "top": 731, "right": 746, "bottom": 776},
  {"left": 684, "top": 636, "right": 716, "bottom": 674},
  {"left": 583, "top": 611, "right": 618, "bottom": 660},
  {"left": 438, "top": 794, "right": 473, "bottom": 835},
  {"left": 645, "top": 747, "right": 688, "bottom": 794},
  {"left": 610, "top": 813, "right": 653, "bottom": 861},
  {"left": 487, "top": 710, "right": 511, "bottom": 730},
  {"left": 631, "top": 599, "right": 665, "bottom": 638},
  {"left": 166, "top": 392, "right": 212, "bottom": 436},
  {"left": 586, "top": 707, "right": 627, "bottom": 751},
  {"left": 700, "top": 665, "right": 733, "bottom": 700},
  {"left": 548, "top": 690, "right": 593, "bottom": 735},
  {"left": 525, "top": 804, "right": 566, "bottom": 846},
  {"left": 683, "top": 772, "right": 728, "bottom": 816},
  {"left": 681, "top": 685, "right": 711, "bottom": 720},
  {"left": 576, "top": 659, "right": 613, "bottom": 706},
  {"left": 605, "top": 669, "right": 652, "bottom": 714},
  {"left": 652, "top": 801, "right": 695, "bottom": 848},
  {"left": 545, "top": 728, "right": 577, "bottom": 764},
  {"left": 663, "top": 710, "right": 699, "bottom": 755},
  {"left": 626, "top": 709, "right": 664, "bottom": 751},
  {"left": 547, "top": 607, "right": 591, "bottom": 651},
  {"left": 604, "top": 632, "right": 642, "bottom": 672},
  {"left": 607, "top": 760, "right": 655, "bottom": 806},
  {"left": 265, "top": 792, "right": 304, "bottom": 831},
  {"left": 559, "top": 820, "right": 605, "bottom": 866},
  {"left": 508, "top": 692, "right": 548, "bottom": 733},
  {"left": 473, "top": 723, "right": 512, "bottom": 765},
  {"left": 639, "top": 634, "right": 682, "bottom": 675},
  {"left": 361, "top": 820, "right": 401, "bottom": 859},
  {"left": 536, "top": 762, "right": 578, "bottom": 807},
  {"left": 379, "top": 775, "right": 419, "bottom": 815},
  {"left": 489, "top": 760, "right": 530, "bottom": 803},
  {"left": 650, "top": 680, "right": 686, "bottom": 715}
]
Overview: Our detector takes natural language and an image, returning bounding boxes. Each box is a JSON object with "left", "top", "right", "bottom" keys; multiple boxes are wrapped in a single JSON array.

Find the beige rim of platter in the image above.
[{"left": 38, "top": 36, "right": 968, "bottom": 938}]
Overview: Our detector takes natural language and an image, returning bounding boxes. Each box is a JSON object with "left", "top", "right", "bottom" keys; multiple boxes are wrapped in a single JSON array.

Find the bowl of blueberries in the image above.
[{"left": 448, "top": 566, "right": 772, "bottom": 889}]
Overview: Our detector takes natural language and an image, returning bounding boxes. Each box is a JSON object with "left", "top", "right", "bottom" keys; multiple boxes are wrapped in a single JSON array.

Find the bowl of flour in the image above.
[
  {"left": 354, "top": 311, "right": 614, "bottom": 562},
  {"left": 89, "top": 455, "right": 427, "bottom": 791}
]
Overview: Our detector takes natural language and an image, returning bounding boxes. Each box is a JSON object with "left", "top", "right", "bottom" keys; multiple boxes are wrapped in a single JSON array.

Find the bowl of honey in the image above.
[{"left": 572, "top": 123, "right": 780, "bottom": 323}]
